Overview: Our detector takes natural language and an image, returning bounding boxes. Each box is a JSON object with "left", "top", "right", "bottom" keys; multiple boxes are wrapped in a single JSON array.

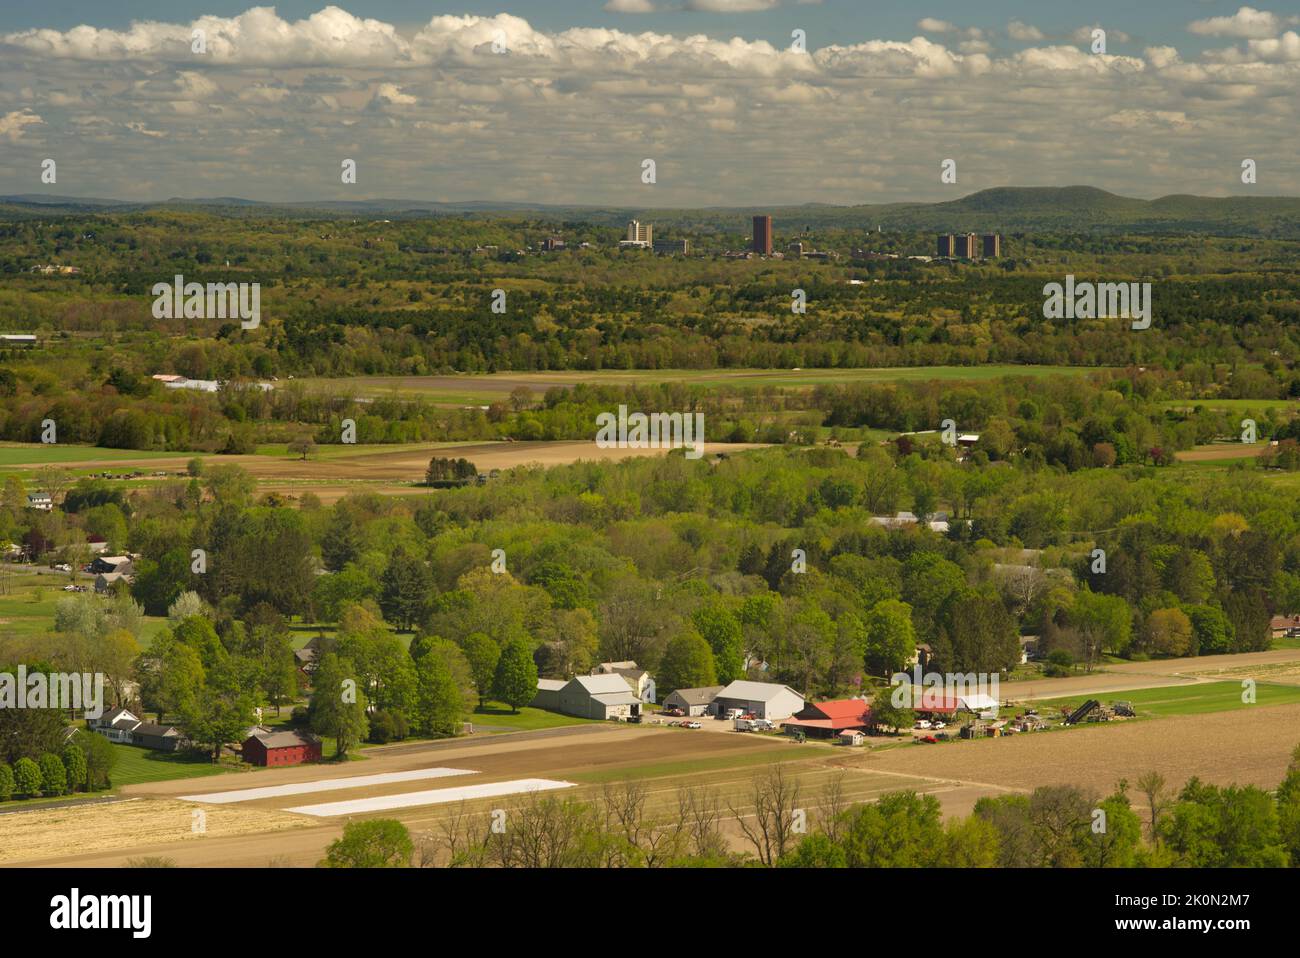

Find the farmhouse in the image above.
[
  {"left": 94, "top": 571, "right": 132, "bottom": 594},
  {"left": 26, "top": 493, "right": 52, "bottom": 512},
  {"left": 712, "top": 680, "right": 805, "bottom": 721},
  {"left": 662, "top": 685, "right": 724, "bottom": 716},
  {"left": 90, "top": 707, "right": 186, "bottom": 751},
  {"left": 242, "top": 729, "right": 322, "bottom": 767},
  {"left": 90, "top": 706, "right": 143, "bottom": 743},
  {"left": 534, "top": 674, "right": 642, "bottom": 720},
  {"left": 590, "top": 660, "right": 654, "bottom": 702},
  {"left": 783, "top": 698, "right": 871, "bottom": 738},
  {"left": 90, "top": 555, "right": 134, "bottom": 575},
  {"left": 1271, "top": 615, "right": 1300, "bottom": 640}
]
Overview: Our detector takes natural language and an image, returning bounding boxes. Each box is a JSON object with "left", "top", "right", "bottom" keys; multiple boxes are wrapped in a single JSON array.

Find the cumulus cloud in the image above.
[
  {"left": 2, "top": 6, "right": 1297, "bottom": 204},
  {"left": 1188, "top": 6, "right": 1295, "bottom": 39},
  {"left": 683, "top": 0, "right": 780, "bottom": 11},
  {"left": 1007, "top": 21, "right": 1046, "bottom": 42},
  {"left": 0, "top": 109, "right": 43, "bottom": 141},
  {"left": 1070, "top": 25, "right": 1132, "bottom": 45}
]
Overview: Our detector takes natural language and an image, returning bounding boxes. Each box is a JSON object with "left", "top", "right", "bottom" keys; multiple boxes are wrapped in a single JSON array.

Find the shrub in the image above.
[
  {"left": 61, "top": 744, "right": 88, "bottom": 792},
  {"left": 368, "top": 710, "right": 395, "bottom": 744},
  {"left": 0, "top": 763, "right": 13, "bottom": 802},
  {"left": 38, "top": 753, "right": 67, "bottom": 797},
  {"left": 12, "top": 757, "right": 42, "bottom": 798}
]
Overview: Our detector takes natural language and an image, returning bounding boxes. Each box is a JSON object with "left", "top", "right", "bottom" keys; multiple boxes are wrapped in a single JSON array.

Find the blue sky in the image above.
[{"left": 1, "top": 2, "right": 1297, "bottom": 204}]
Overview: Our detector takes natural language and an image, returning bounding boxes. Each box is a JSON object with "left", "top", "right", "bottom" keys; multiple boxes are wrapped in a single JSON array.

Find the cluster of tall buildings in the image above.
[
  {"left": 937, "top": 233, "right": 1001, "bottom": 259},
  {"left": 619, "top": 220, "right": 690, "bottom": 255}
]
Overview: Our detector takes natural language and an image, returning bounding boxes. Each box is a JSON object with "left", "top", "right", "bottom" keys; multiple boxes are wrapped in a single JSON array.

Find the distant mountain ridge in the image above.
[{"left": 2, "top": 186, "right": 1297, "bottom": 235}]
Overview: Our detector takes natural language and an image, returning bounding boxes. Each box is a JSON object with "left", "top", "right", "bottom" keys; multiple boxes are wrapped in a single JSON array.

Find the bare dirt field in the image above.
[
  {"left": 1175, "top": 444, "right": 1267, "bottom": 462},
  {"left": 864, "top": 701, "right": 1300, "bottom": 797},
  {"left": 0, "top": 797, "right": 309, "bottom": 865}
]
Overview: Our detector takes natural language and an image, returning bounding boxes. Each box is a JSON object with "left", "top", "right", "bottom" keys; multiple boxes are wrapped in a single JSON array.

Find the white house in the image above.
[
  {"left": 91, "top": 706, "right": 143, "bottom": 744},
  {"left": 591, "top": 661, "right": 655, "bottom": 702},
  {"left": 26, "top": 493, "right": 52, "bottom": 512},
  {"left": 712, "top": 680, "right": 806, "bottom": 721}
]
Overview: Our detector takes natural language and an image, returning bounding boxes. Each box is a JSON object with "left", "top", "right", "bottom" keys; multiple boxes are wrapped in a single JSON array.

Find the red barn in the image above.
[
  {"left": 242, "top": 729, "right": 322, "bottom": 767},
  {"left": 783, "top": 698, "right": 871, "bottom": 739}
]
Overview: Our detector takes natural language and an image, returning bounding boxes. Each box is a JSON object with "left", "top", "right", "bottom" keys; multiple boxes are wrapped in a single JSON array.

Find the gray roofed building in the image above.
[
  {"left": 534, "top": 673, "right": 643, "bottom": 721},
  {"left": 713, "top": 680, "right": 806, "bottom": 720},
  {"left": 662, "top": 685, "right": 724, "bottom": 716}
]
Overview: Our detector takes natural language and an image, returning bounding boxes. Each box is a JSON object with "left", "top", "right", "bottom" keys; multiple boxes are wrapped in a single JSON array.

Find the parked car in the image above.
[
  {"left": 933, "top": 721, "right": 947, "bottom": 730},
  {"left": 920, "top": 735, "right": 939, "bottom": 744},
  {"left": 662, "top": 707, "right": 685, "bottom": 717},
  {"left": 666, "top": 721, "right": 681, "bottom": 727},
  {"left": 683, "top": 721, "right": 702, "bottom": 729},
  {"left": 915, "top": 719, "right": 932, "bottom": 730}
]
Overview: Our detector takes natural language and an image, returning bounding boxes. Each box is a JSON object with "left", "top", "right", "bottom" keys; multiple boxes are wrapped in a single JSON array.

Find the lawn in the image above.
[
  {"left": 0, "top": 578, "right": 169, "bottom": 646},
  {"left": 1035, "top": 680, "right": 1300, "bottom": 719},
  {"left": 468, "top": 701, "right": 598, "bottom": 733},
  {"left": 108, "top": 743, "right": 235, "bottom": 787}
]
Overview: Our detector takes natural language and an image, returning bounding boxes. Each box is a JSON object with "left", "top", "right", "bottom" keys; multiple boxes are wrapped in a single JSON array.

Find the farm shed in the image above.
[
  {"left": 131, "top": 723, "right": 185, "bottom": 752},
  {"left": 712, "top": 681, "right": 805, "bottom": 721},
  {"left": 532, "top": 678, "right": 567, "bottom": 712},
  {"left": 662, "top": 685, "right": 724, "bottom": 716}
]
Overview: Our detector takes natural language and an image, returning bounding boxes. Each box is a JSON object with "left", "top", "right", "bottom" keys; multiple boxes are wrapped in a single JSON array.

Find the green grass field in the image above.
[
  {"left": 0, "top": 444, "right": 190, "bottom": 467},
  {"left": 0, "top": 577, "right": 169, "bottom": 645},
  {"left": 469, "top": 702, "right": 598, "bottom": 732},
  {"left": 108, "top": 743, "right": 234, "bottom": 787},
  {"left": 1036, "top": 680, "right": 1300, "bottom": 719},
  {"left": 300, "top": 365, "right": 1113, "bottom": 404}
]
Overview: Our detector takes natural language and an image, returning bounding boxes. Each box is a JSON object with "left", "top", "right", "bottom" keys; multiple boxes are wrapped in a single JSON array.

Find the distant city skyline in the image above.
[{"left": 2, "top": 3, "right": 1297, "bottom": 204}]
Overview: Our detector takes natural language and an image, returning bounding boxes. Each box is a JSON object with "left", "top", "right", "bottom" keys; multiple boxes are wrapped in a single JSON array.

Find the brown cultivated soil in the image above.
[
  {"left": 1174, "top": 444, "right": 1267, "bottom": 462},
  {"left": 0, "top": 798, "right": 309, "bottom": 865},
  {"left": 864, "top": 702, "right": 1300, "bottom": 796}
]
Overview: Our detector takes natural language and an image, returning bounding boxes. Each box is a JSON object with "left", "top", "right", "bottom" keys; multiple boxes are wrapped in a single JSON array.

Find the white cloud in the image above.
[
  {"left": 1070, "top": 25, "right": 1132, "bottom": 45},
  {"left": 1008, "top": 21, "right": 1046, "bottom": 42},
  {"left": 604, "top": 0, "right": 657, "bottom": 12},
  {"left": 3, "top": 6, "right": 1299, "bottom": 203},
  {"left": 917, "top": 18, "right": 956, "bottom": 33},
  {"left": 0, "top": 109, "right": 43, "bottom": 141},
  {"left": 1188, "top": 6, "right": 1293, "bottom": 39},
  {"left": 683, "top": 0, "right": 780, "bottom": 11}
]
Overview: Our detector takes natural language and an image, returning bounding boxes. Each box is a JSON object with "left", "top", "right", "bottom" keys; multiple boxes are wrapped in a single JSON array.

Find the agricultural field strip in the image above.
[
  {"left": 285, "top": 778, "right": 576, "bottom": 817},
  {"left": 179, "top": 766, "right": 476, "bottom": 804}
]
